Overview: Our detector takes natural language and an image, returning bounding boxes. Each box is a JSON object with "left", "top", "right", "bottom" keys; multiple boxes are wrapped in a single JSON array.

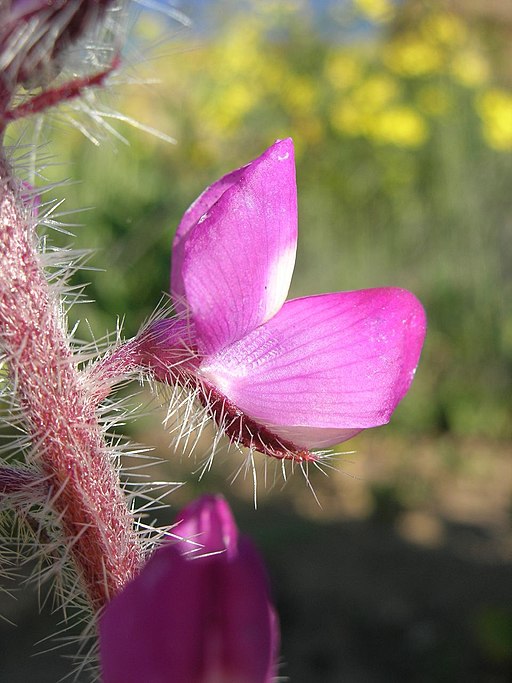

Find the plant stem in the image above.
[
  {"left": 1, "top": 56, "right": 120, "bottom": 126},
  {"left": 0, "top": 159, "right": 142, "bottom": 610}
]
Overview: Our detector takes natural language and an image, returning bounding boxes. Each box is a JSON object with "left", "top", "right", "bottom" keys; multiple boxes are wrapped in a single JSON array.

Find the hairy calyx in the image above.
[
  {"left": 198, "top": 383, "right": 315, "bottom": 462},
  {"left": 93, "top": 319, "right": 316, "bottom": 463}
]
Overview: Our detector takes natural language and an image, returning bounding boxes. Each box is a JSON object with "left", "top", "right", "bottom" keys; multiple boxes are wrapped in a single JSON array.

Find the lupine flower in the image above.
[
  {"left": 99, "top": 495, "right": 279, "bottom": 683},
  {"left": 102, "top": 138, "right": 426, "bottom": 462}
]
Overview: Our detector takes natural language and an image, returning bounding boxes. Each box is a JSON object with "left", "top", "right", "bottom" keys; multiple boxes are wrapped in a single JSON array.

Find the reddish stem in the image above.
[
  {"left": 2, "top": 55, "right": 120, "bottom": 126},
  {"left": 0, "top": 166, "right": 142, "bottom": 610}
]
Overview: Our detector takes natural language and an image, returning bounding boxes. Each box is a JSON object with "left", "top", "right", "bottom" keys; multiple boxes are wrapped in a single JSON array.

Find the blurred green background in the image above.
[{"left": 2, "top": 0, "right": 512, "bottom": 681}]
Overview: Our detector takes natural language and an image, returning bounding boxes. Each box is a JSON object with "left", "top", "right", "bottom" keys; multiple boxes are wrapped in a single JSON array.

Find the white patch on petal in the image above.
[
  {"left": 265, "top": 424, "right": 361, "bottom": 449},
  {"left": 199, "top": 364, "right": 233, "bottom": 398},
  {"left": 263, "top": 244, "right": 296, "bottom": 322}
]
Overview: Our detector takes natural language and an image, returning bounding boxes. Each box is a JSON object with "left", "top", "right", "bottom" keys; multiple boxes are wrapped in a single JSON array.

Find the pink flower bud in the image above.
[{"left": 99, "top": 495, "right": 279, "bottom": 683}]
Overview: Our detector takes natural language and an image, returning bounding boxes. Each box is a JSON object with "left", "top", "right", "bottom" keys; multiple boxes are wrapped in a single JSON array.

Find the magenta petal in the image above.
[
  {"left": 171, "top": 164, "right": 250, "bottom": 309},
  {"left": 171, "top": 494, "right": 239, "bottom": 557},
  {"left": 99, "top": 545, "right": 209, "bottom": 683},
  {"left": 219, "top": 536, "right": 280, "bottom": 683},
  {"left": 175, "top": 138, "right": 297, "bottom": 355},
  {"left": 200, "top": 288, "right": 426, "bottom": 448},
  {"left": 99, "top": 496, "right": 279, "bottom": 683}
]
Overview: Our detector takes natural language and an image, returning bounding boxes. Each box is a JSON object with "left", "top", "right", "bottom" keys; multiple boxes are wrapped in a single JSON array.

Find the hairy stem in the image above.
[
  {"left": 2, "top": 56, "right": 120, "bottom": 127},
  {"left": 0, "top": 159, "right": 142, "bottom": 610}
]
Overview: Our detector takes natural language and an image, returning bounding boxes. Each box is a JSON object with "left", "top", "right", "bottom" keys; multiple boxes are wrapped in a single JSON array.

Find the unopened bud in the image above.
[{"left": 0, "top": 0, "right": 114, "bottom": 92}]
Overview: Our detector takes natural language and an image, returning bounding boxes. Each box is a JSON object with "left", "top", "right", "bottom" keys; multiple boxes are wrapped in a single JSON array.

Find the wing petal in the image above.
[{"left": 200, "top": 288, "right": 426, "bottom": 449}]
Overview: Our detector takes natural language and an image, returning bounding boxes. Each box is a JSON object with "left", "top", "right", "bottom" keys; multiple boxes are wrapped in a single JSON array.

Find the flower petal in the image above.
[
  {"left": 174, "top": 138, "right": 297, "bottom": 355},
  {"left": 171, "top": 164, "right": 250, "bottom": 310},
  {"left": 219, "top": 536, "right": 280, "bottom": 683},
  {"left": 200, "top": 288, "right": 426, "bottom": 449},
  {"left": 99, "top": 496, "right": 279, "bottom": 683},
  {"left": 172, "top": 494, "right": 239, "bottom": 558},
  {"left": 99, "top": 545, "right": 209, "bottom": 683}
]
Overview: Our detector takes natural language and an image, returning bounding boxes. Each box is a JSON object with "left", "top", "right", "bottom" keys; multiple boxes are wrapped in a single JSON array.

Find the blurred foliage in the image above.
[
  {"left": 20, "top": 0, "right": 512, "bottom": 440},
  {"left": 473, "top": 606, "right": 512, "bottom": 664}
]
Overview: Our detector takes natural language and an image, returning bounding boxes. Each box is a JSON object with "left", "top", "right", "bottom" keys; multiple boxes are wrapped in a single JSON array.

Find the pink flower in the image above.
[
  {"left": 99, "top": 495, "right": 279, "bottom": 683},
  {"left": 106, "top": 138, "right": 426, "bottom": 462}
]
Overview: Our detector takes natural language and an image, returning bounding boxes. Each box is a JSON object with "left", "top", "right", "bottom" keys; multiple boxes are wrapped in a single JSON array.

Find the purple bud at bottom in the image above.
[{"left": 99, "top": 496, "right": 279, "bottom": 683}]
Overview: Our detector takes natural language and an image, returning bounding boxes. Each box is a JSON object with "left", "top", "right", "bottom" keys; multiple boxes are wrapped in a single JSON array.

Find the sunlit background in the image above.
[{"left": 2, "top": 0, "right": 512, "bottom": 681}]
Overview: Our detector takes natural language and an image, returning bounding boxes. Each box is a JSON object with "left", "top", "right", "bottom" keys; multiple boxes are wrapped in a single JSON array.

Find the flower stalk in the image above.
[
  {"left": 1, "top": 54, "right": 120, "bottom": 126},
  {"left": 0, "top": 163, "right": 142, "bottom": 609}
]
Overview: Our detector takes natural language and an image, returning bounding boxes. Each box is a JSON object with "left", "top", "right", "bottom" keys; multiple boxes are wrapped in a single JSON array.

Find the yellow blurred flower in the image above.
[
  {"left": 416, "top": 84, "right": 451, "bottom": 116},
  {"left": 451, "top": 50, "right": 489, "bottom": 87},
  {"left": 353, "top": 74, "right": 399, "bottom": 110},
  {"left": 329, "top": 71, "right": 423, "bottom": 147},
  {"left": 331, "top": 91, "right": 427, "bottom": 149},
  {"left": 204, "top": 82, "right": 258, "bottom": 133},
  {"left": 384, "top": 35, "right": 443, "bottom": 77},
  {"left": 371, "top": 107, "right": 428, "bottom": 147},
  {"left": 324, "top": 51, "right": 362, "bottom": 90},
  {"left": 421, "top": 11, "right": 467, "bottom": 46},
  {"left": 282, "top": 74, "right": 317, "bottom": 115},
  {"left": 215, "top": 18, "right": 263, "bottom": 76},
  {"left": 477, "top": 89, "right": 512, "bottom": 151},
  {"left": 330, "top": 99, "right": 364, "bottom": 137},
  {"left": 354, "top": 0, "right": 394, "bottom": 23}
]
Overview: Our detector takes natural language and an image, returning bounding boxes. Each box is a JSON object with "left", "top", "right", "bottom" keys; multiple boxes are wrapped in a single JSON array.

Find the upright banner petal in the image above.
[
  {"left": 176, "top": 138, "right": 297, "bottom": 355},
  {"left": 171, "top": 164, "right": 250, "bottom": 309},
  {"left": 201, "top": 288, "right": 426, "bottom": 448}
]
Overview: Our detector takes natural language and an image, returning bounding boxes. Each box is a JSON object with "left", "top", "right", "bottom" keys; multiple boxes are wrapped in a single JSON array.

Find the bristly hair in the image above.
[
  {"left": 2, "top": 1, "right": 184, "bottom": 148},
  {"left": 0, "top": 330, "right": 186, "bottom": 681},
  {"left": 0, "top": 225, "right": 185, "bottom": 679},
  {"left": 127, "top": 304, "right": 355, "bottom": 510}
]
